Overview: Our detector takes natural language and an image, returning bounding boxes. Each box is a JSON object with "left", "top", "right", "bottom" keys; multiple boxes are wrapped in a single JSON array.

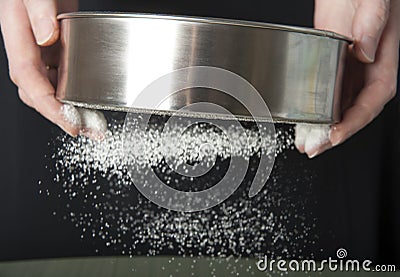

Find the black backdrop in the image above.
[{"left": 0, "top": 0, "right": 399, "bottom": 266}]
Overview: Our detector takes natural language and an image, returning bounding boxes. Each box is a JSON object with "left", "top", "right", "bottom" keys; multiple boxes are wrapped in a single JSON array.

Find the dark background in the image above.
[{"left": 0, "top": 0, "right": 399, "bottom": 266}]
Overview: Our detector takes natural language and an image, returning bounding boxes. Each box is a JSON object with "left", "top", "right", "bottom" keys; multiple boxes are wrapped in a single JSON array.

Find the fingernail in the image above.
[
  {"left": 34, "top": 18, "right": 55, "bottom": 45},
  {"left": 66, "top": 129, "right": 79, "bottom": 138},
  {"left": 307, "top": 141, "right": 333, "bottom": 159},
  {"left": 359, "top": 35, "right": 377, "bottom": 63},
  {"left": 307, "top": 150, "right": 320, "bottom": 159},
  {"left": 330, "top": 130, "right": 342, "bottom": 147},
  {"left": 297, "top": 145, "right": 305, "bottom": 154}
]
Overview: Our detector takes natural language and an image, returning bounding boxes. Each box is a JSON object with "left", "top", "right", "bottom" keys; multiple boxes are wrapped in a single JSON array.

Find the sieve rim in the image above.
[{"left": 57, "top": 12, "right": 352, "bottom": 43}]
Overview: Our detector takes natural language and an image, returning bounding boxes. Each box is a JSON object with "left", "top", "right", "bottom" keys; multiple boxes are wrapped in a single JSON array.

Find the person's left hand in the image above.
[{"left": 0, "top": 0, "right": 107, "bottom": 140}]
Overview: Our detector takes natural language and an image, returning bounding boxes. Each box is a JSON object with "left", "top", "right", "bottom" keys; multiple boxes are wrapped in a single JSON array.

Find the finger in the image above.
[
  {"left": 295, "top": 123, "right": 331, "bottom": 158},
  {"left": 352, "top": 0, "right": 390, "bottom": 63},
  {"left": 314, "top": 0, "right": 354, "bottom": 37},
  {"left": 304, "top": 125, "right": 331, "bottom": 158},
  {"left": 77, "top": 108, "right": 108, "bottom": 141},
  {"left": 80, "top": 129, "right": 107, "bottom": 141},
  {"left": 330, "top": 2, "right": 400, "bottom": 146},
  {"left": 18, "top": 88, "right": 34, "bottom": 108},
  {"left": 294, "top": 124, "right": 309, "bottom": 153},
  {"left": 307, "top": 141, "right": 333, "bottom": 159},
  {"left": 329, "top": 80, "right": 393, "bottom": 146},
  {"left": 62, "top": 105, "right": 108, "bottom": 141},
  {"left": 21, "top": 64, "right": 80, "bottom": 137},
  {"left": 23, "top": 0, "right": 59, "bottom": 46},
  {"left": 0, "top": 1, "right": 79, "bottom": 137},
  {"left": 61, "top": 104, "right": 82, "bottom": 128}
]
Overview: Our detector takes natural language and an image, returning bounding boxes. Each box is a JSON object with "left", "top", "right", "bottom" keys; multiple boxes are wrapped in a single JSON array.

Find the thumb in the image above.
[
  {"left": 352, "top": 0, "right": 390, "bottom": 63},
  {"left": 23, "top": 0, "right": 59, "bottom": 46}
]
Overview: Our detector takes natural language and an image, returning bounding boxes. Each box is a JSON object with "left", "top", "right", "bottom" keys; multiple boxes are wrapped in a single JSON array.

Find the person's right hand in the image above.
[
  {"left": 296, "top": 0, "right": 400, "bottom": 158},
  {"left": 0, "top": 0, "right": 106, "bottom": 139}
]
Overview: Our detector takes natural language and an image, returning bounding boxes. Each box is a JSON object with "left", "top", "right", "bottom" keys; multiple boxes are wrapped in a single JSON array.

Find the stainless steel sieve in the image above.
[{"left": 56, "top": 12, "right": 350, "bottom": 123}]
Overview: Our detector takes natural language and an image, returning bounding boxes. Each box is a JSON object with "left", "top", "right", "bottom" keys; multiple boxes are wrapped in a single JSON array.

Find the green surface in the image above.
[{"left": 0, "top": 256, "right": 399, "bottom": 277}]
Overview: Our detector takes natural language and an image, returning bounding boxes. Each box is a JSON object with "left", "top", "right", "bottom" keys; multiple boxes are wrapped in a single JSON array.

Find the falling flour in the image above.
[{"left": 40, "top": 114, "right": 317, "bottom": 275}]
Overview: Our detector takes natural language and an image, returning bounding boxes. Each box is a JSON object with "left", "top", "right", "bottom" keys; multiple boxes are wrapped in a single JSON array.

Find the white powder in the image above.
[
  {"left": 79, "top": 108, "right": 107, "bottom": 133},
  {"left": 43, "top": 119, "right": 317, "bottom": 263},
  {"left": 62, "top": 104, "right": 82, "bottom": 127},
  {"left": 295, "top": 123, "right": 330, "bottom": 154},
  {"left": 62, "top": 104, "right": 107, "bottom": 134},
  {"left": 55, "top": 118, "right": 292, "bottom": 172}
]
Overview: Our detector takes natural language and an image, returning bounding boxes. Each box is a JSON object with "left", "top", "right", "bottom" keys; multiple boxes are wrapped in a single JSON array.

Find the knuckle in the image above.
[
  {"left": 375, "top": 0, "right": 390, "bottom": 25},
  {"left": 9, "top": 64, "right": 29, "bottom": 85},
  {"left": 356, "top": 102, "right": 378, "bottom": 123},
  {"left": 8, "top": 66, "right": 20, "bottom": 85},
  {"left": 388, "top": 82, "right": 397, "bottom": 99},
  {"left": 9, "top": 62, "right": 38, "bottom": 86},
  {"left": 364, "top": 105, "right": 377, "bottom": 122},
  {"left": 378, "top": 78, "right": 397, "bottom": 100},
  {"left": 17, "top": 89, "right": 24, "bottom": 100},
  {"left": 365, "top": 109, "right": 378, "bottom": 123},
  {"left": 17, "top": 89, "right": 32, "bottom": 108}
]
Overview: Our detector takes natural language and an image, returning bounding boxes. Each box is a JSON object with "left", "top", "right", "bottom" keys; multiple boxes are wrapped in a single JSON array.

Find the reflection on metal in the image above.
[{"left": 56, "top": 12, "right": 350, "bottom": 123}]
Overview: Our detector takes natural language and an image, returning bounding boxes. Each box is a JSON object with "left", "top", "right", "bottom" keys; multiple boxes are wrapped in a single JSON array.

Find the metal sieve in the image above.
[{"left": 56, "top": 12, "right": 350, "bottom": 124}]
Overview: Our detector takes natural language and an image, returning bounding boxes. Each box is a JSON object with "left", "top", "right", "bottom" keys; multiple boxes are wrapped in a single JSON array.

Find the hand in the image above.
[
  {"left": 296, "top": 0, "right": 400, "bottom": 158},
  {"left": 0, "top": 0, "right": 106, "bottom": 139}
]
